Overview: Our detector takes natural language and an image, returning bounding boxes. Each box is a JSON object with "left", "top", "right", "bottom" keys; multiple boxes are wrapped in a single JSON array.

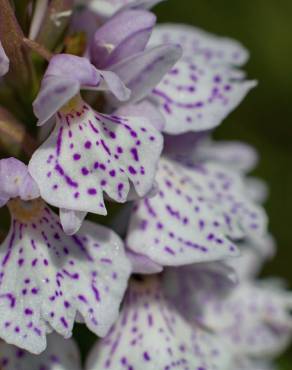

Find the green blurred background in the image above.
[{"left": 155, "top": 0, "right": 292, "bottom": 367}]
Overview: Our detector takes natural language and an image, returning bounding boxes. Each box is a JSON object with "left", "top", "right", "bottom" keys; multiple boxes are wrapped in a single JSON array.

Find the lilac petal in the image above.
[
  {"left": 86, "top": 278, "right": 232, "bottom": 370},
  {"left": 149, "top": 24, "right": 249, "bottom": 66},
  {"left": 59, "top": 209, "right": 87, "bottom": 235},
  {"left": 0, "top": 41, "right": 9, "bottom": 77},
  {"left": 29, "top": 99, "right": 163, "bottom": 215},
  {"left": 126, "top": 157, "right": 267, "bottom": 266},
  {"left": 151, "top": 57, "right": 256, "bottom": 134},
  {"left": 115, "top": 99, "right": 165, "bottom": 131},
  {"left": 0, "top": 334, "right": 81, "bottom": 369},
  {"left": 110, "top": 44, "right": 182, "bottom": 104},
  {"left": 89, "top": 0, "right": 164, "bottom": 18},
  {"left": 202, "top": 281, "right": 292, "bottom": 358},
  {"left": 0, "top": 158, "right": 40, "bottom": 204},
  {"left": 90, "top": 9, "right": 156, "bottom": 69},
  {"left": 33, "top": 54, "right": 130, "bottom": 125},
  {"left": 126, "top": 250, "right": 163, "bottom": 274},
  {"left": 0, "top": 201, "right": 131, "bottom": 353}
]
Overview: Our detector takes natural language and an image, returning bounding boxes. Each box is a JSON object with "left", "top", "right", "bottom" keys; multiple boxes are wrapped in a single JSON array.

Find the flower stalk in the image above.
[{"left": 0, "top": 0, "right": 35, "bottom": 99}]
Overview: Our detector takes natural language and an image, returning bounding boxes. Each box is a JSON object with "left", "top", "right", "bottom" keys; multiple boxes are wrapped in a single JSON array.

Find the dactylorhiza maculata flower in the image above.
[{"left": 0, "top": 0, "right": 291, "bottom": 369}]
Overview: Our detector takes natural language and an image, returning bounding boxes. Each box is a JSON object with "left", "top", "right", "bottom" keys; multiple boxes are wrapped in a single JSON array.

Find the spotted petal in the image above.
[
  {"left": 0, "top": 41, "right": 9, "bottom": 77},
  {"left": 86, "top": 278, "right": 232, "bottom": 370},
  {"left": 126, "top": 157, "right": 267, "bottom": 266},
  {"left": 0, "top": 202, "right": 131, "bottom": 353},
  {"left": 149, "top": 24, "right": 249, "bottom": 66},
  {"left": 151, "top": 56, "right": 256, "bottom": 134},
  {"left": 147, "top": 24, "right": 255, "bottom": 134},
  {"left": 29, "top": 99, "right": 163, "bottom": 218},
  {"left": 201, "top": 281, "right": 292, "bottom": 358},
  {"left": 0, "top": 334, "right": 81, "bottom": 370}
]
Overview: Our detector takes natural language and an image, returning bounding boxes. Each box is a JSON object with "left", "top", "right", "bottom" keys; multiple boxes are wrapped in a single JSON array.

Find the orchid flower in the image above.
[
  {"left": 0, "top": 158, "right": 131, "bottom": 353},
  {"left": 86, "top": 277, "right": 233, "bottom": 370},
  {"left": 28, "top": 54, "right": 165, "bottom": 234}
]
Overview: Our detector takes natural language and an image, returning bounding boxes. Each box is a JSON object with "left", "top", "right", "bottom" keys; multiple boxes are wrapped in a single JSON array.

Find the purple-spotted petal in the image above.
[
  {"left": 149, "top": 24, "right": 249, "bottom": 66},
  {"left": 110, "top": 44, "right": 182, "bottom": 104},
  {"left": 126, "top": 157, "right": 267, "bottom": 266},
  {"left": 88, "top": 0, "right": 164, "bottom": 18},
  {"left": 59, "top": 209, "right": 87, "bottom": 235},
  {"left": 0, "top": 200, "right": 130, "bottom": 353},
  {"left": 0, "top": 334, "right": 81, "bottom": 369},
  {"left": 147, "top": 24, "right": 254, "bottom": 134},
  {"left": 33, "top": 54, "right": 130, "bottom": 125},
  {"left": 0, "top": 158, "right": 40, "bottom": 204},
  {"left": 86, "top": 278, "right": 232, "bottom": 370},
  {"left": 201, "top": 281, "right": 292, "bottom": 357},
  {"left": 115, "top": 100, "right": 165, "bottom": 131},
  {"left": 29, "top": 98, "right": 163, "bottom": 217},
  {"left": 0, "top": 41, "right": 9, "bottom": 77},
  {"left": 151, "top": 56, "right": 256, "bottom": 134},
  {"left": 90, "top": 9, "right": 156, "bottom": 69}
]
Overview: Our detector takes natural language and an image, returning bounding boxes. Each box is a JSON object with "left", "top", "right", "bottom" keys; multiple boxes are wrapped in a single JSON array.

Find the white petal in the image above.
[
  {"left": 148, "top": 24, "right": 254, "bottom": 134},
  {"left": 29, "top": 100, "right": 163, "bottom": 216},
  {"left": 151, "top": 57, "right": 256, "bottom": 134},
  {"left": 86, "top": 278, "right": 232, "bottom": 370},
  {"left": 0, "top": 204, "right": 131, "bottom": 353},
  {"left": 0, "top": 334, "right": 81, "bottom": 370}
]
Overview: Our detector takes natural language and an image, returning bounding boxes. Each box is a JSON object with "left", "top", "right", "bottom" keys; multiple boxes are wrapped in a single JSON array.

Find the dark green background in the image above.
[{"left": 155, "top": 0, "right": 292, "bottom": 367}]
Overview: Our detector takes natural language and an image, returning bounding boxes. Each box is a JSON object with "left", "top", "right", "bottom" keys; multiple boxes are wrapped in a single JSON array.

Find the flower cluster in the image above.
[{"left": 0, "top": 0, "right": 291, "bottom": 369}]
